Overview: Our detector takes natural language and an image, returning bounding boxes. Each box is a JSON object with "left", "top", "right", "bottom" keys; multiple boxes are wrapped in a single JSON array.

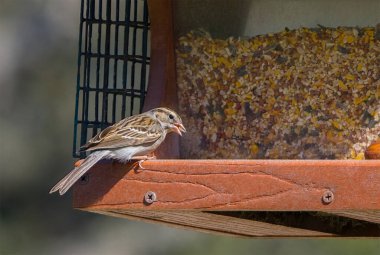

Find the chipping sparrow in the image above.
[{"left": 50, "top": 107, "right": 186, "bottom": 195}]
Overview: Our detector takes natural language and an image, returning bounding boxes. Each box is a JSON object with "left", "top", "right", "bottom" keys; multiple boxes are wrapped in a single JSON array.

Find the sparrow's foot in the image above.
[
  {"left": 138, "top": 160, "right": 145, "bottom": 169},
  {"left": 131, "top": 155, "right": 156, "bottom": 169}
]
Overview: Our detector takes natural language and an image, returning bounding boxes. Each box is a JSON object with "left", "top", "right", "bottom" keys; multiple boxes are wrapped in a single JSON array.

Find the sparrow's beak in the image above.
[{"left": 173, "top": 123, "right": 186, "bottom": 136}]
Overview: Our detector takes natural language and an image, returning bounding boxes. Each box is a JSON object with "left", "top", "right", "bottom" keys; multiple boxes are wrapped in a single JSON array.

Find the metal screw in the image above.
[
  {"left": 144, "top": 191, "right": 157, "bottom": 204},
  {"left": 79, "top": 174, "right": 89, "bottom": 185},
  {"left": 322, "top": 190, "right": 334, "bottom": 204}
]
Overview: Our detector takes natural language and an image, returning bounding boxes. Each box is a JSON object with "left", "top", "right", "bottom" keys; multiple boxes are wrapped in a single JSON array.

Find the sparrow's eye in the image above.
[{"left": 169, "top": 114, "right": 174, "bottom": 120}]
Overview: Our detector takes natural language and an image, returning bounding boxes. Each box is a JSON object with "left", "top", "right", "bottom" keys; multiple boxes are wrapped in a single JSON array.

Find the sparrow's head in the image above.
[{"left": 150, "top": 107, "right": 186, "bottom": 136}]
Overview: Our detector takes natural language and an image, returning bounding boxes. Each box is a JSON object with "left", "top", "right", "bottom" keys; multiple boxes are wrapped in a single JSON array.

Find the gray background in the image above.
[
  {"left": 174, "top": 0, "right": 380, "bottom": 37},
  {"left": 1, "top": 0, "right": 379, "bottom": 254}
]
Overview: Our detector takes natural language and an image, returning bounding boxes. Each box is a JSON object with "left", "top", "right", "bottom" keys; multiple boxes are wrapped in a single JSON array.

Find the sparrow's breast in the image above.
[{"left": 109, "top": 131, "right": 166, "bottom": 163}]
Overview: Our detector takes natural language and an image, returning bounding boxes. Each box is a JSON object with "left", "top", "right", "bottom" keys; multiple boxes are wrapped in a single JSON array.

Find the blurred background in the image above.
[{"left": 0, "top": 0, "right": 379, "bottom": 255}]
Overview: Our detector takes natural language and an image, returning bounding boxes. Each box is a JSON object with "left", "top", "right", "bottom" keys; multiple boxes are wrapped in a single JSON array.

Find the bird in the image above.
[{"left": 50, "top": 107, "right": 186, "bottom": 195}]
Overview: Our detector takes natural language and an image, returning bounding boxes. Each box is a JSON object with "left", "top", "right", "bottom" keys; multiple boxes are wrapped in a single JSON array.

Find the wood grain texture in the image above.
[
  {"left": 214, "top": 211, "right": 380, "bottom": 236},
  {"left": 86, "top": 210, "right": 336, "bottom": 237},
  {"left": 73, "top": 160, "right": 380, "bottom": 211},
  {"left": 328, "top": 211, "right": 380, "bottom": 224},
  {"left": 78, "top": 209, "right": 380, "bottom": 237},
  {"left": 73, "top": 160, "right": 380, "bottom": 237}
]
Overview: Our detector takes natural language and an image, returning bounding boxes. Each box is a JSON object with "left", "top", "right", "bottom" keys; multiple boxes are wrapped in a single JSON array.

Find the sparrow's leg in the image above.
[{"left": 131, "top": 155, "right": 156, "bottom": 169}]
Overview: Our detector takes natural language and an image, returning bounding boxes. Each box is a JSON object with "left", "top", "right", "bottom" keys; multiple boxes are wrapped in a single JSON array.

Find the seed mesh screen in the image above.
[{"left": 73, "top": 0, "right": 150, "bottom": 157}]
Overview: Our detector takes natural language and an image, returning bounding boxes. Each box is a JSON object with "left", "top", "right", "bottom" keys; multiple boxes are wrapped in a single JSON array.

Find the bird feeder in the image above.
[{"left": 72, "top": 0, "right": 380, "bottom": 237}]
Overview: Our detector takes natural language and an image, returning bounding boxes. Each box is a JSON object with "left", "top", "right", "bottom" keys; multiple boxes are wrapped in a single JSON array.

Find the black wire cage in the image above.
[{"left": 73, "top": 0, "right": 150, "bottom": 157}]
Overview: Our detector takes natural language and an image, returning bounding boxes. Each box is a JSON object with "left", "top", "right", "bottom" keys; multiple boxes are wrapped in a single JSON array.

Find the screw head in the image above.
[
  {"left": 144, "top": 191, "right": 157, "bottom": 205},
  {"left": 322, "top": 190, "right": 334, "bottom": 204}
]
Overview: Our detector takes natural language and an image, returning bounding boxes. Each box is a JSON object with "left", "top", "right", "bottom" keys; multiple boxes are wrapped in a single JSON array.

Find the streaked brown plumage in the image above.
[{"left": 50, "top": 107, "right": 185, "bottom": 195}]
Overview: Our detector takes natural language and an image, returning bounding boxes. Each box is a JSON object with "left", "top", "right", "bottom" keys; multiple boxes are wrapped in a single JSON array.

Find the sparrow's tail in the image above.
[{"left": 49, "top": 150, "right": 110, "bottom": 195}]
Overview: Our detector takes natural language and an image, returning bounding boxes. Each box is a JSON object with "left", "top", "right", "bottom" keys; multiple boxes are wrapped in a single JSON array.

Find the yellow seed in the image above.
[
  {"left": 338, "top": 80, "right": 348, "bottom": 91},
  {"left": 364, "top": 35, "right": 369, "bottom": 44},
  {"left": 350, "top": 149, "right": 356, "bottom": 159},
  {"left": 218, "top": 57, "right": 232, "bottom": 68},
  {"left": 227, "top": 102, "right": 234, "bottom": 107},
  {"left": 345, "top": 74, "right": 355, "bottom": 81},
  {"left": 354, "top": 95, "right": 368, "bottom": 105},
  {"left": 354, "top": 152, "right": 365, "bottom": 160},
  {"left": 285, "top": 70, "right": 292, "bottom": 79},
  {"left": 365, "top": 30, "right": 374, "bottom": 39},
  {"left": 354, "top": 83, "right": 365, "bottom": 90},
  {"left": 224, "top": 107, "right": 236, "bottom": 116},
  {"left": 288, "top": 36, "right": 297, "bottom": 45},
  {"left": 332, "top": 120, "right": 343, "bottom": 130},
  {"left": 313, "top": 82, "right": 323, "bottom": 88},
  {"left": 326, "top": 130, "right": 335, "bottom": 142},
  {"left": 311, "top": 32, "right": 318, "bottom": 42},
  {"left": 250, "top": 144, "right": 259, "bottom": 155},
  {"left": 245, "top": 94, "right": 253, "bottom": 101},
  {"left": 268, "top": 96, "right": 276, "bottom": 105},
  {"left": 344, "top": 34, "right": 355, "bottom": 44},
  {"left": 270, "top": 79, "right": 277, "bottom": 89}
]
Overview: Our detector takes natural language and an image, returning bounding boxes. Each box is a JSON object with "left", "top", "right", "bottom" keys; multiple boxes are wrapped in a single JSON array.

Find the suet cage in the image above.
[
  {"left": 72, "top": 0, "right": 380, "bottom": 237},
  {"left": 73, "top": 0, "right": 150, "bottom": 158}
]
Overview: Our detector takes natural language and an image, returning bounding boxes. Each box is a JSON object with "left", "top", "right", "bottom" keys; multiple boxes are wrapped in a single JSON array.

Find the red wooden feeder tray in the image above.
[{"left": 73, "top": 0, "right": 380, "bottom": 237}]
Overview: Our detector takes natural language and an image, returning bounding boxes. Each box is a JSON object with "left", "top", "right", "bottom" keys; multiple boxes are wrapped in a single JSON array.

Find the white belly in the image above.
[{"left": 106, "top": 134, "right": 165, "bottom": 163}]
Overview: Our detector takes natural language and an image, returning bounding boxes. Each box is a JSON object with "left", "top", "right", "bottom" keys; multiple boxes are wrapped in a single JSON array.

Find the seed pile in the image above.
[{"left": 176, "top": 27, "right": 380, "bottom": 159}]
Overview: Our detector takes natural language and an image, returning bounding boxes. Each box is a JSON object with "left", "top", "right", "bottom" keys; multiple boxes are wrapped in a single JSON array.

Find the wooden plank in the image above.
[
  {"left": 73, "top": 160, "right": 380, "bottom": 211},
  {"left": 84, "top": 209, "right": 336, "bottom": 238},
  {"left": 143, "top": 0, "right": 179, "bottom": 159},
  {"left": 213, "top": 211, "right": 380, "bottom": 237},
  {"left": 84, "top": 209, "right": 244, "bottom": 236},
  {"left": 86, "top": 209, "right": 243, "bottom": 238},
  {"left": 79, "top": 209, "right": 379, "bottom": 237},
  {"left": 327, "top": 211, "right": 380, "bottom": 224}
]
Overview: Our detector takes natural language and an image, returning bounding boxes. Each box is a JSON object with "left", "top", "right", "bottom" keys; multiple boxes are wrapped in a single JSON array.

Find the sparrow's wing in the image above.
[{"left": 81, "top": 114, "right": 163, "bottom": 151}]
